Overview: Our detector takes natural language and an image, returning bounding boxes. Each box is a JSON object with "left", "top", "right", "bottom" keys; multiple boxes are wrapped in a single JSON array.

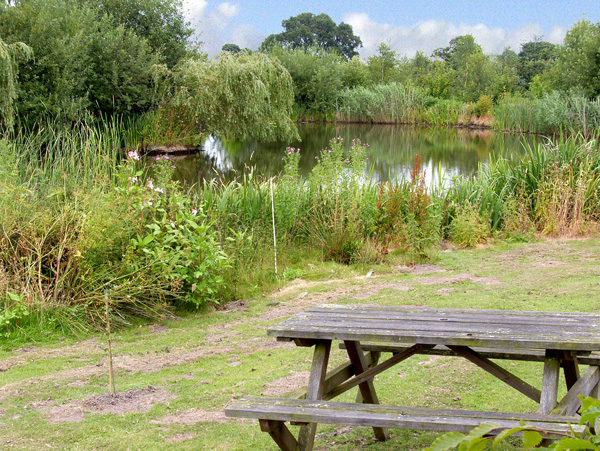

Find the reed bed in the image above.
[
  {"left": 493, "top": 92, "right": 600, "bottom": 135},
  {"left": 2, "top": 120, "right": 599, "bottom": 339}
]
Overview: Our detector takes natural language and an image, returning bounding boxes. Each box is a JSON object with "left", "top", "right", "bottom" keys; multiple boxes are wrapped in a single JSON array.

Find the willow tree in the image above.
[
  {"left": 166, "top": 52, "right": 299, "bottom": 142},
  {"left": 0, "top": 37, "right": 32, "bottom": 131}
]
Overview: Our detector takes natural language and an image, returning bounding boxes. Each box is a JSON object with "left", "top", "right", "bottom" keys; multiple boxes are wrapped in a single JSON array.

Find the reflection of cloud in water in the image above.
[
  {"left": 201, "top": 135, "right": 233, "bottom": 173},
  {"left": 369, "top": 157, "right": 468, "bottom": 187}
]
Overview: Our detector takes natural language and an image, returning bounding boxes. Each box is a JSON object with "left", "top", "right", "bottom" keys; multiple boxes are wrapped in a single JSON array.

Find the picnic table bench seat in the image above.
[{"left": 226, "top": 396, "right": 585, "bottom": 440}]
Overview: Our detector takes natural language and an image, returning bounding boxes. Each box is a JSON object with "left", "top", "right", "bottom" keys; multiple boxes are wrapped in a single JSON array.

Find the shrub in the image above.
[
  {"left": 474, "top": 94, "right": 493, "bottom": 117},
  {"left": 449, "top": 202, "right": 491, "bottom": 247},
  {"left": 121, "top": 154, "right": 228, "bottom": 307}
]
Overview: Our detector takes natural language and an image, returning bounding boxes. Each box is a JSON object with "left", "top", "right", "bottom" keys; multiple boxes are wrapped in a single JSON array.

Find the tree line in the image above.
[{"left": 2, "top": 2, "right": 600, "bottom": 138}]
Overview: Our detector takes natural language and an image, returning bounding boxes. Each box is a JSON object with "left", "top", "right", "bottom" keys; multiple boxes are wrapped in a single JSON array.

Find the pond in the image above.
[{"left": 163, "top": 123, "right": 538, "bottom": 186}]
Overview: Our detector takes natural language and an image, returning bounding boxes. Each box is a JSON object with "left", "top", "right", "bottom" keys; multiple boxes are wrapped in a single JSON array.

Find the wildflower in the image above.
[
  {"left": 191, "top": 209, "right": 198, "bottom": 216},
  {"left": 170, "top": 222, "right": 176, "bottom": 228},
  {"left": 128, "top": 150, "right": 140, "bottom": 161},
  {"left": 129, "top": 176, "right": 138, "bottom": 183},
  {"left": 147, "top": 201, "right": 153, "bottom": 206},
  {"left": 155, "top": 187, "right": 164, "bottom": 193},
  {"left": 147, "top": 180, "right": 154, "bottom": 190}
]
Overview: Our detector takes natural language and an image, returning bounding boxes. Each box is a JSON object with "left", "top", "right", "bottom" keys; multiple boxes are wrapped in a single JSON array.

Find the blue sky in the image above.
[{"left": 183, "top": 0, "right": 600, "bottom": 57}]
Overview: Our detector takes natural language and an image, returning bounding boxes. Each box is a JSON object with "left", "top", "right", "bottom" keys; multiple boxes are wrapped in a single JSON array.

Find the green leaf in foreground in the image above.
[
  {"left": 554, "top": 438, "right": 599, "bottom": 450},
  {"left": 522, "top": 429, "right": 543, "bottom": 449},
  {"left": 423, "top": 432, "right": 466, "bottom": 451}
]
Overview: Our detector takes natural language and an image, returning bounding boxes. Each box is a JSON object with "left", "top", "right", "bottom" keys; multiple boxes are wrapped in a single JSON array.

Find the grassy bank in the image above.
[
  {"left": 1, "top": 238, "right": 600, "bottom": 450},
  {"left": 1, "top": 121, "right": 600, "bottom": 342}
]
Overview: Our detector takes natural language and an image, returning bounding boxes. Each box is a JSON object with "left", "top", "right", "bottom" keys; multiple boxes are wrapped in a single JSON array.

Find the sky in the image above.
[{"left": 183, "top": 0, "right": 600, "bottom": 58}]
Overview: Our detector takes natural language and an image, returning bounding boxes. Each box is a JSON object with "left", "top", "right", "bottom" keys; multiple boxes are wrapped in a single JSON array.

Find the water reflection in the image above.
[{"left": 165, "top": 124, "right": 536, "bottom": 186}]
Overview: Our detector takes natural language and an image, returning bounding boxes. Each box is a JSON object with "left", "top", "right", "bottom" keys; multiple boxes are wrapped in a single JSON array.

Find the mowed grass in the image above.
[{"left": 1, "top": 237, "right": 600, "bottom": 450}]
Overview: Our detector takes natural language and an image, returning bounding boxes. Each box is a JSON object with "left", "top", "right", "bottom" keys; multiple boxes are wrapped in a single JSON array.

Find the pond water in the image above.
[{"left": 164, "top": 123, "right": 538, "bottom": 185}]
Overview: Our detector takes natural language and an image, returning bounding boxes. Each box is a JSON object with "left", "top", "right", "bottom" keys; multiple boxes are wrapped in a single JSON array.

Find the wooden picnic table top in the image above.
[{"left": 268, "top": 304, "right": 600, "bottom": 352}]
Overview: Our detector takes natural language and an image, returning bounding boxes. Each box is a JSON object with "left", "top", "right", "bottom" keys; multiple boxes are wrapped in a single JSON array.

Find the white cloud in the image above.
[
  {"left": 344, "top": 13, "right": 567, "bottom": 58},
  {"left": 217, "top": 2, "right": 239, "bottom": 19},
  {"left": 184, "top": 0, "right": 208, "bottom": 20},
  {"left": 183, "top": 1, "right": 263, "bottom": 57}
]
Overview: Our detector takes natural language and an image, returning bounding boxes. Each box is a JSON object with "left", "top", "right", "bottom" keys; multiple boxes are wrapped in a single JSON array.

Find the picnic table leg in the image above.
[
  {"left": 561, "top": 351, "right": 580, "bottom": 390},
  {"left": 344, "top": 341, "right": 390, "bottom": 441},
  {"left": 356, "top": 351, "right": 381, "bottom": 403},
  {"left": 540, "top": 350, "right": 560, "bottom": 415},
  {"left": 297, "top": 340, "right": 331, "bottom": 451}
]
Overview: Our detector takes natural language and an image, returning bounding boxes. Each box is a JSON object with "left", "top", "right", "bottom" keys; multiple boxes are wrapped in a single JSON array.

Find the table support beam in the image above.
[
  {"left": 260, "top": 420, "right": 299, "bottom": 451},
  {"left": 541, "top": 351, "right": 561, "bottom": 415},
  {"left": 344, "top": 341, "right": 389, "bottom": 441},
  {"left": 298, "top": 340, "right": 331, "bottom": 451},
  {"left": 561, "top": 351, "right": 580, "bottom": 390},
  {"left": 552, "top": 366, "right": 600, "bottom": 416},
  {"left": 447, "top": 346, "right": 541, "bottom": 403},
  {"left": 326, "top": 343, "right": 434, "bottom": 400}
]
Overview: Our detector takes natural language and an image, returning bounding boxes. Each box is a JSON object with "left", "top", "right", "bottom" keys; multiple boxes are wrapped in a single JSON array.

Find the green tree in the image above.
[
  {"left": 433, "top": 35, "right": 482, "bottom": 69},
  {"left": 367, "top": 42, "right": 399, "bottom": 84},
  {"left": 550, "top": 19, "right": 600, "bottom": 97},
  {"left": 0, "top": 37, "right": 32, "bottom": 131},
  {"left": 84, "top": 15, "right": 161, "bottom": 115},
  {"left": 340, "top": 56, "right": 371, "bottom": 89},
  {"left": 259, "top": 12, "right": 362, "bottom": 60},
  {"left": 222, "top": 43, "right": 241, "bottom": 54},
  {"left": 517, "top": 40, "right": 557, "bottom": 89},
  {"left": 166, "top": 52, "right": 299, "bottom": 142},
  {"left": 433, "top": 35, "right": 497, "bottom": 101},
  {"left": 270, "top": 46, "right": 344, "bottom": 115},
  {"left": 0, "top": 0, "right": 165, "bottom": 122},
  {"left": 87, "top": 0, "right": 193, "bottom": 68}
]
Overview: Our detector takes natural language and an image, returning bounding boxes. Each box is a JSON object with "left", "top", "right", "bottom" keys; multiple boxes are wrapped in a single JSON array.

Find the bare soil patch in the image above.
[
  {"left": 262, "top": 371, "right": 310, "bottom": 396},
  {"left": 0, "top": 339, "right": 100, "bottom": 372},
  {"left": 151, "top": 408, "right": 230, "bottom": 425},
  {"left": 419, "top": 273, "right": 500, "bottom": 286},
  {"left": 40, "top": 386, "right": 176, "bottom": 423},
  {"left": 395, "top": 263, "right": 447, "bottom": 275},
  {"left": 167, "top": 433, "right": 195, "bottom": 442}
]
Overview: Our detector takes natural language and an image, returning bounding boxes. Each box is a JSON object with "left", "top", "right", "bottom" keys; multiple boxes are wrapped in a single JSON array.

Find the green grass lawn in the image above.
[{"left": 1, "top": 238, "right": 599, "bottom": 450}]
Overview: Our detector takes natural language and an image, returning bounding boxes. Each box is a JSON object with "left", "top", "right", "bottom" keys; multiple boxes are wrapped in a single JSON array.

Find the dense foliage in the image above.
[
  {"left": 259, "top": 12, "right": 362, "bottom": 60},
  {"left": 0, "top": 0, "right": 189, "bottom": 122}
]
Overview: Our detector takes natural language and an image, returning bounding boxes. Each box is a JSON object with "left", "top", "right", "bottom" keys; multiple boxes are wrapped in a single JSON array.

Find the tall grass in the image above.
[
  {"left": 3, "top": 117, "right": 600, "bottom": 340},
  {"left": 335, "top": 84, "right": 474, "bottom": 126},
  {"left": 494, "top": 92, "right": 600, "bottom": 135},
  {"left": 446, "top": 135, "right": 600, "bottom": 237}
]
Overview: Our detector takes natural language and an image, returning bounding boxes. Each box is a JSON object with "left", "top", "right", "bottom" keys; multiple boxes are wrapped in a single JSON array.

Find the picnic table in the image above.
[{"left": 226, "top": 304, "right": 600, "bottom": 451}]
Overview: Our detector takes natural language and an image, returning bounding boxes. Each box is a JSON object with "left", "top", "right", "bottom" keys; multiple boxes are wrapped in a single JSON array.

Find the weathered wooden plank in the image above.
[
  {"left": 306, "top": 304, "right": 600, "bottom": 320},
  {"left": 326, "top": 344, "right": 434, "bottom": 400},
  {"left": 540, "top": 351, "right": 561, "bottom": 415},
  {"left": 300, "top": 309, "right": 600, "bottom": 330},
  {"left": 344, "top": 341, "right": 389, "bottom": 441},
  {"left": 227, "top": 397, "right": 582, "bottom": 423},
  {"left": 272, "top": 316, "right": 600, "bottom": 339},
  {"left": 227, "top": 397, "right": 584, "bottom": 436},
  {"left": 268, "top": 323, "right": 600, "bottom": 351},
  {"left": 446, "top": 346, "right": 541, "bottom": 403},
  {"left": 552, "top": 366, "right": 600, "bottom": 416},
  {"left": 260, "top": 420, "right": 299, "bottom": 451},
  {"left": 297, "top": 340, "right": 331, "bottom": 451},
  {"left": 340, "top": 342, "right": 600, "bottom": 364}
]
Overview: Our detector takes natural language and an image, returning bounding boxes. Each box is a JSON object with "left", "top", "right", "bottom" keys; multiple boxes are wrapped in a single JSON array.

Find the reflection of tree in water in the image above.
[{"left": 161, "top": 124, "right": 534, "bottom": 185}]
